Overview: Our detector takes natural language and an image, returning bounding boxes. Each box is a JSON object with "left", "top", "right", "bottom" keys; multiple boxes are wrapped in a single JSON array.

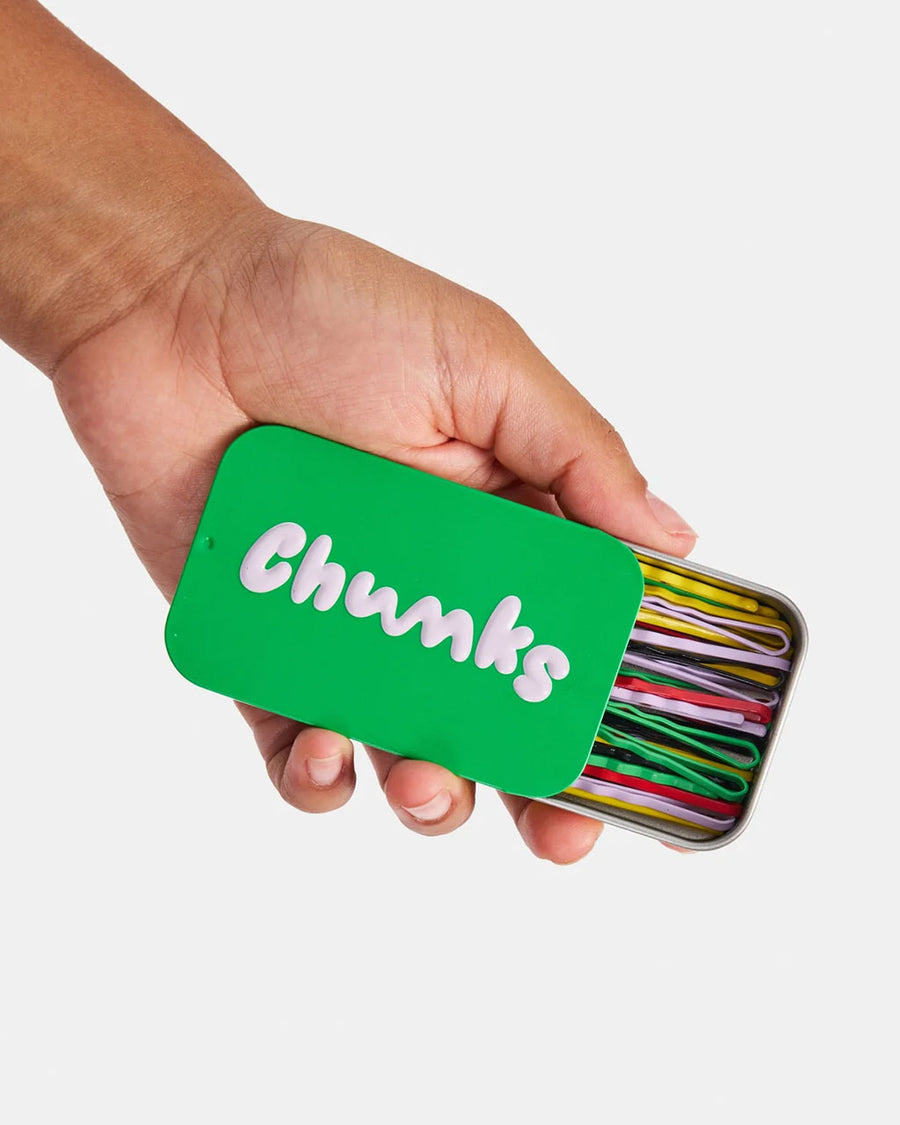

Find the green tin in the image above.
[{"left": 165, "top": 426, "right": 644, "bottom": 797}]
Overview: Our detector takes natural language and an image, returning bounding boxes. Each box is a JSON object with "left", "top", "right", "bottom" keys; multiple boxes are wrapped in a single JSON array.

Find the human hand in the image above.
[
  {"left": 2, "top": 0, "right": 695, "bottom": 862},
  {"left": 51, "top": 207, "right": 696, "bottom": 862}
]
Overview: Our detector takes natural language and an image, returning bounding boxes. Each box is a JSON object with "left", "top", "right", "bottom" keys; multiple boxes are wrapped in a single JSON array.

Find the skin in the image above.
[{"left": 1, "top": 1, "right": 696, "bottom": 862}]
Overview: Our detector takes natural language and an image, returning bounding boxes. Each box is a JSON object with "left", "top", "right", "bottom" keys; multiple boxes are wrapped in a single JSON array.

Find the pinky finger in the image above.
[{"left": 499, "top": 792, "right": 603, "bottom": 864}]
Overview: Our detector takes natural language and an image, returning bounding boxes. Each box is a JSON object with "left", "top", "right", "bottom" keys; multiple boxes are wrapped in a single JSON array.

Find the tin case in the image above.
[
  {"left": 166, "top": 426, "right": 807, "bottom": 853},
  {"left": 541, "top": 544, "right": 808, "bottom": 851}
]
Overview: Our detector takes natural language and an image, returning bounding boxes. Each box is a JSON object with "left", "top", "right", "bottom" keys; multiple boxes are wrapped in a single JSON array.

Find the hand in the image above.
[
  {"left": 51, "top": 206, "right": 696, "bottom": 862},
  {"left": 1, "top": 2, "right": 695, "bottom": 862}
]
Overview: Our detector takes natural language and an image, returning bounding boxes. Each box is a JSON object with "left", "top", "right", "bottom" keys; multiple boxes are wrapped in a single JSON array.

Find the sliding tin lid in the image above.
[{"left": 165, "top": 426, "right": 644, "bottom": 798}]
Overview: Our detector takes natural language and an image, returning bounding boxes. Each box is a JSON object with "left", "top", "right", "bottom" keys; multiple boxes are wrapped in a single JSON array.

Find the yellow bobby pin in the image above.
[
  {"left": 707, "top": 663, "right": 781, "bottom": 687},
  {"left": 641, "top": 584, "right": 792, "bottom": 638},
  {"left": 636, "top": 608, "right": 790, "bottom": 653},
  {"left": 637, "top": 560, "right": 761, "bottom": 611},
  {"left": 565, "top": 787, "right": 718, "bottom": 831}
]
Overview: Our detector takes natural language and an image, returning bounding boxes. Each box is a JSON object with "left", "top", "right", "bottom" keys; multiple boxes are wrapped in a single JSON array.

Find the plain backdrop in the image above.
[{"left": 1, "top": 2, "right": 896, "bottom": 1122}]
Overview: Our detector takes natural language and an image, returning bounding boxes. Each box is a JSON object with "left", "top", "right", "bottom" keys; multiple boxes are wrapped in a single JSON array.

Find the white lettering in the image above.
[
  {"left": 345, "top": 573, "right": 473, "bottom": 662},
  {"left": 291, "top": 534, "right": 346, "bottom": 611},
  {"left": 514, "top": 644, "right": 570, "bottom": 702},
  {"left": 474, "top": 595, "right": 534, "bottom": 674},
  {"left": 239, "top": 522, "right": 306, "bottom": 593},
  {"left": 239, "top": 522, "right": 570, "bottom": 702}
]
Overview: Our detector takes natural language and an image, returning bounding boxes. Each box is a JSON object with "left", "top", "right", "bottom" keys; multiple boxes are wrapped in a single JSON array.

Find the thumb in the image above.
[{"left": 458, "top": 315, "right": 697, "bottom": 556}]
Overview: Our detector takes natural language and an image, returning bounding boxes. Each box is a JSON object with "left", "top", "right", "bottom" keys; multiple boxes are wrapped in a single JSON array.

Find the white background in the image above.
[{"left": 1, "top": 2, "right": 896, "bottom": 1121}]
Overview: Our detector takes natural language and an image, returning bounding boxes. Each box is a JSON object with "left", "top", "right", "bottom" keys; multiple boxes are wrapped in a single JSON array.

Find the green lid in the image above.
[{"left": 165, "top": 426, "right": 644, "bottom": 797}]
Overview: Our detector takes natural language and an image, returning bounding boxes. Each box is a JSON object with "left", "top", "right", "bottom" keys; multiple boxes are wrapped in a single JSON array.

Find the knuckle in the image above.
[
  {"left": 589, "top": 410, "right": 625, "bottom": 451},
  {"left": 587, "top": 410, "right": 645, "bottom": 484}
]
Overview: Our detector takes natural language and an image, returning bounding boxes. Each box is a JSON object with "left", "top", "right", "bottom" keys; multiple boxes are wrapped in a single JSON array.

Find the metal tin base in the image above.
[{"left": 540, "top": 545, "right": 808, "bottom": 851}]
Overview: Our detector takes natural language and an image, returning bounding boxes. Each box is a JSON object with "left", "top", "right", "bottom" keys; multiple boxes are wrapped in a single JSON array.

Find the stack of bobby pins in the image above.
[{"left": 564, "top": 554, "right": 794, "bottom": 840}]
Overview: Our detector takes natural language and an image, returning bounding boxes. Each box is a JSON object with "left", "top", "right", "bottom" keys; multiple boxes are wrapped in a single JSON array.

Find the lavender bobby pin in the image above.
[
  {"left": 569, "top": 776, "right": 736, "bottom": 831},
  {"left": 610, "top": 687, "right": 768, "bottom": 737},
  {"left": 629, "top": 628, "right": 792, "bottom": 672},
  {"left": 619, "top": 652, "right": 781, "bottom": 706},
  {"left": 642, "top": 595, "right": 791, "bottom": 656}
]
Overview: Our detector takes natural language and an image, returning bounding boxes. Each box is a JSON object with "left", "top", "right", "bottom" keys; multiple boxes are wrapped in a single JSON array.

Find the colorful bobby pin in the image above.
[
  {"left": 614, "top": 675, "right": 773, "bottom": 723},
  {"left": 640, "top": 597, "right": 792, "bottom": 654},
  {"left": 639, "top": 582, "right": 791, "bottom": 633},
  {"left": 587, "top": 750, "right": 748, "bottom": 801},
  {"left": 593, "top": 729, "right": 750, "bottom": 801},
  {"left": 581, "top": 764, "right": 744, "bottom": 816},
  {"left": 610, "top": 689, "right": 768, "bottom": 736},
  {"left": 564, "top": 560, "right": 797, "bottom": 840},
  {"left": 618, "top": 654, "right": 781, "bottom": 706},
  {"left": 565, "top": 785, "right": 729, "bottom": 833},
  {"left": 637, "top": 561, "right": 761, "bottom": 612},
  {"left": 625, "top": 641, "right": 784, "bottom": 687},
  {"left": 629, "top": 628, "right": 792, "bottom": 671},
  {"left": 568, "top": 776, "right": 737, "bottom": 832}
]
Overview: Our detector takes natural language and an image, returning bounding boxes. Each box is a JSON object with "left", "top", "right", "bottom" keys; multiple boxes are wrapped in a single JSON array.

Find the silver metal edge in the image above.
[{"left": 538, "top": 543, "right": 809, "bottom": 851}]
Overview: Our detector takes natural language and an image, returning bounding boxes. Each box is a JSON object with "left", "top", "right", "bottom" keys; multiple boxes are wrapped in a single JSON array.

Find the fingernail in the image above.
[
  {"left": 401, "top": 789, "right": 452, "bottom": 823},
  {"left": 645, "top": 490, "right": 697, "bottom": 538},
  {"left": 306, "top": 752, "right": 344, "bottom": 788}
]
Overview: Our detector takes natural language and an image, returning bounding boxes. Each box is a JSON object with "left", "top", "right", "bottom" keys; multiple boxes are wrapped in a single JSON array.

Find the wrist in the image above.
[
  {"left": 34, "top": 174, "right": 263, "bottom": 375},
  {"left": 0, "top": 139, "right": 263, "bottom": 374},
  {"left": 0, "top": 0, "right": 262, "bottom": 372}
]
